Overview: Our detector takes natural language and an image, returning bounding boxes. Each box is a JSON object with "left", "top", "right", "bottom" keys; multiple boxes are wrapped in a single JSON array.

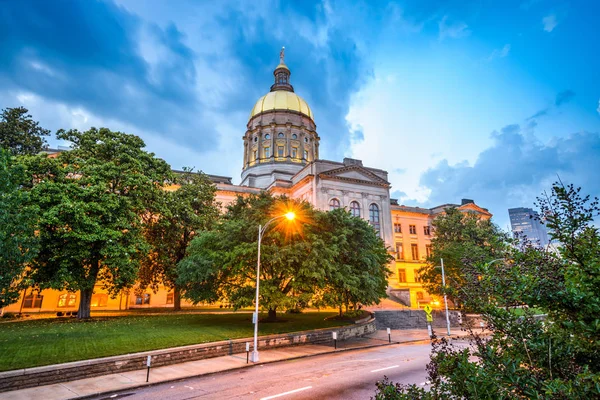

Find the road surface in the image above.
[{"left": 93, "top": 340, "right": 449, "bottom": 400}]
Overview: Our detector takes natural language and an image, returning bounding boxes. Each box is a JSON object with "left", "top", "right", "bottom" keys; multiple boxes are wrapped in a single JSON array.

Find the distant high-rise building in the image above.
[{"left": 508, "top": 207, "right": 550, "bottom": 247}]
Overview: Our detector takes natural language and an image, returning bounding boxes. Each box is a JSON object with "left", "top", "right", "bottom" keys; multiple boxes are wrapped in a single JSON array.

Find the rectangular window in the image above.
[
  {"left": 278, "top": 146, "right": 284, "bottom": 157},
  {"left": 395, "top": 243, "right": 404, "bottom": 260},
  {"left": 23, "top": 294, "right": 43, "bottom": 308},
  {"left": 264, "top": 147, "right": 271, "bottom": 158},
  {"left": 91, "top": 293, "right": 108, "bottom": 307},
  {"left": 135, "top": 294, "right": 151, "bottom": 305},
  {"left": 253, "top": 149, "right": 258, "bottom": 160},
  {"left": 57, "top": 293, "right": 77, "bottom": 308},
  {"left": 409, "top": 225, "right": 417, "bottom": 234},
  {"left": 304, "top": 150, "right": 309, "bottom": 159},
  {"left": 423, "top": 226, "right": 431, "bottom": 236},
  {"left": 398, "top": 269, "right": 407, "bottom": 283},
  {"left": 394, "top": 223, "right": 402, "bottom": 233},
  {"left": 426, "top": 244, "right": 432, "bottom": 258},
  {"left": 291, "top": 147, "right": 298, "bottom": 158},
  {"left": 411, "top": 244, "right": 419, "bottom": 260},
  {"left": 166, "top": 292, "right": 174, "bottom": 304}
]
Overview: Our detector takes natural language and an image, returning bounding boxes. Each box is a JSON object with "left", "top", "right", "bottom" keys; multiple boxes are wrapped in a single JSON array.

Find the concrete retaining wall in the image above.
[
  {"left": 374, "top": 310, "right": 462, "bottom": 330},
  {"left": 0, "top": 317, "right": 375, "bottom": 393}
]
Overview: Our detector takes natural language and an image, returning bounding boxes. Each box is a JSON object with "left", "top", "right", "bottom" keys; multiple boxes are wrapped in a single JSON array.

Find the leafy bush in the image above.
[{"left": 373, "top": 183, "right": 600, "bottom": 398}]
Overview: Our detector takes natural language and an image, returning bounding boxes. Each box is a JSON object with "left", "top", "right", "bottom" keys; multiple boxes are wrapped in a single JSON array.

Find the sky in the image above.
[{"left": 1, "top": 0, "right": 599, "bottom": 230}]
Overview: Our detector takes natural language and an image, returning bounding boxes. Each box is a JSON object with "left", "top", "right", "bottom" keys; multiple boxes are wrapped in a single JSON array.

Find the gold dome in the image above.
[{"left": 249, "top": 90, "right": 314, "bottom": 121}]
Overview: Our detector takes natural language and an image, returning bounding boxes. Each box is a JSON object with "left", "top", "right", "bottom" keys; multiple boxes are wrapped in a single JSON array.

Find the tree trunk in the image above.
[
  {"left": 77, "top": 260, "right": 99, "bottom": 319},
  {"left": 267, "top": 308, "right": 277, "bottom": 321},
  {"left": 78, "top": 287, "right": 93, "bottom": 319},
  {"left": 339, "top": 304, "right": 343, "bottom": 317},
  {"left": 173, "top": 285, "right": 181, "bottom": 311}
]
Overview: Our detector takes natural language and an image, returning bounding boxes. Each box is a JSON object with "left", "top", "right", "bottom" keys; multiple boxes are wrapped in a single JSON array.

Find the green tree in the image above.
[
  {"left": 25, "top": 128, "right": 172, "bottom": 318},
  {"left": 312, "top": 208, "right": 391, "bottom": 316},
  {"left": 373, "top": 182, "right": 600, "bottom": 399},
  {"left": 0, "top": 149, "right": 39, "bottom": 309},
  {"left": 0, "top": 107, "right": 50, "bottom": 156},
  {"left": 139, "top": 168, "right": 219, "bottom": 310},
  {"left": 177, "top": 192, "right": 328, "bottom": 320},
  {"left": 419, "top": 207, "right": 508, "bottom": 301}
]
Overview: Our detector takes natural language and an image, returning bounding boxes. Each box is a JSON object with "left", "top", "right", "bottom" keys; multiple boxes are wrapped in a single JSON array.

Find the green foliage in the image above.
[
  {"left": 0, "top": 107, "right": 50, "bottom": 156},
  {"left": 374, "top": 182, "right": 600, "bottom": 399},
  {"left": 139, "top": 168, "right": 219, "bottom": 309},
  {"left": 420, "top": 207, "right": 509, "bottom": 301},
  {"left": 312, "top": 208, "right": 391, "bottom": 315},
  {"left": 177, "top": 193, "right": 325, "bottom": 319},
  {"left": 24, "top": 128, "right": 172, "bottom": 318},
  {"left": 0, "top": 148, "right": 39, "bottom": 307},
  {"left": 177, "top": 193, "right": 391, "bottom": 320}
]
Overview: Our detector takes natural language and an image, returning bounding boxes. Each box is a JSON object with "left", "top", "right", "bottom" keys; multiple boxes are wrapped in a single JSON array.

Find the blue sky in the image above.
[{"left": 1, "top": 0, "right": 599, "bottom": 229}]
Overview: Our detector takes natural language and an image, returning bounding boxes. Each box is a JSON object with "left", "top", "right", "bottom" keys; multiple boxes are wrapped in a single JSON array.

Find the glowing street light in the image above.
[{"left": 250, "top": 211, "right": 296, "bottom": 363}]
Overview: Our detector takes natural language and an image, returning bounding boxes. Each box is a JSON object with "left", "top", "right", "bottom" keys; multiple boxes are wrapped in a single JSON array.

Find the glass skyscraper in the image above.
[{"left": 508, "top": 207, "right": 550, "bottom": 247}]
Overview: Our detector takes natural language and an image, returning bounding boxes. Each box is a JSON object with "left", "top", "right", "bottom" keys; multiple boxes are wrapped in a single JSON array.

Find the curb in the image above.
[{"left": 74, "top": 338, "right": 433, "bottom": 400}]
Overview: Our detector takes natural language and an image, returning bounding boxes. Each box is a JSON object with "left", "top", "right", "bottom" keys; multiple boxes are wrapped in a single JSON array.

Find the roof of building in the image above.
[{"left": 249, "top": 90, "right": 313, "bottom": 121}]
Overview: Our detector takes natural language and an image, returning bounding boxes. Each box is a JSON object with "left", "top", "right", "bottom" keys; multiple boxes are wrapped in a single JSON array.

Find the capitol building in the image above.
[
  {"left": 4, "top": 51, "right": 492, "bottom": 314},
  {"left": 209, "top": 50, "right": 492, "bottom": 308}
]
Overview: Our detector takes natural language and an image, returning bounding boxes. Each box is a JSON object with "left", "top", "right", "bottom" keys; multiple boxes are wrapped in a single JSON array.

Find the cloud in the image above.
[
  {"left": 438, "top": 16, "right": 471, "bottom": 40},
  {"left": 487, "top": 44, "right": 511, "bottom": 61},
  {"left": 543, "top": 14, "right": 558, "bottom": 32},
  {"left": 555, "top": 90, "right": 575, "bottom": 106},
  {"left": 419, "top": 124, "right": 600, "bottom": 228},
  {"left": 0, "top": 0, "right": 211, "bottom": 147}
]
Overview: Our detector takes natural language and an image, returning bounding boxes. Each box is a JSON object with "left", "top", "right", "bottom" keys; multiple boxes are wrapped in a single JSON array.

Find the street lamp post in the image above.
[
  {"left": 440, "top": 258, "right": 451, "bottom": 336},
  {"left": 250, "top": 211, "right": 295, "bottom": 363}
]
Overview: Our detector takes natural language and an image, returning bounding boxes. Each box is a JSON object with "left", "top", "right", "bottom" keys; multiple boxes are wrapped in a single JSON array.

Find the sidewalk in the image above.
[{"left": 0, "top": 328, "right": 472, "bottom": 400}]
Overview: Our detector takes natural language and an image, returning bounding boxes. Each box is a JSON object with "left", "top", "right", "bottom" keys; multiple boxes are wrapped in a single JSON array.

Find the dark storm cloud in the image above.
[
  {"left": 419, "top": 124, "right": 600, "bottom": 226},
  {"left": 0, "top": 0, "right": 210, "bottom": 146}
]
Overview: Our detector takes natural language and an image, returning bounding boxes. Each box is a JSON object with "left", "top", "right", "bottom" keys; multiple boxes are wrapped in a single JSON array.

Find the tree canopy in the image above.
[
  {"left": 312, "top": 208, "right": 391, "bottom": 315},
  {"left": 24, "top": 127, "right": 172, "bottom": 318},
  {"left": 420, "top": 207, "right": 509, "bottom": 301},
  {"left": 0, "top": 148, "right": 39, "bottom": 308},
  {"left": 0, "top": 107, "right": 50, "bottom": 156},
  {"left": 373, "top": 182, "right": 600, "bottom": 399},
  {"left": 139, "top": 168, "right": 219, "bottom": 310},
  {"left": 177, "top": 193, "right": 391, "bottom": 320}
]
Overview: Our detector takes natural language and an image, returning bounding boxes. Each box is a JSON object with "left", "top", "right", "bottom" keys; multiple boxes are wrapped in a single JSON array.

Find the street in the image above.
[{"left": 94, "top": 340, "right": 449, "bottom": 400}]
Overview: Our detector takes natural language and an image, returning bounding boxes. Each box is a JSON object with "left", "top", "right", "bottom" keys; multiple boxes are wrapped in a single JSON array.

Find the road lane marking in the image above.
[
  {"left": 260, "top": 386, "right": 313, "bottom": 399},
  {"left": 371, "top": 365, "right": 399, "bottom": 373}
]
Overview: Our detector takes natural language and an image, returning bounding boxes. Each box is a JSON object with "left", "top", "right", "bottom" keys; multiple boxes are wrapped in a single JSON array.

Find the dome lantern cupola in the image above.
[
  {"left": 270, "top": 47, "right": 293, "bottom": 92},
  {"left": 241, "top": 48, "right": 320, "bottom": 189}
]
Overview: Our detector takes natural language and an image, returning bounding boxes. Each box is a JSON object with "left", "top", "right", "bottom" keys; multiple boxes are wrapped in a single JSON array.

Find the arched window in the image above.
[
  {"left": 329, "top": 198, "right": 341, "bottom": 211},
  {"left": 350, "top": 201, "right": 361, "bottom": 217},
  {"left": 369, "top": 203, "right": 380, "bottom": 233},
  {"left": 278, "top": 132, "right": 285, "bottom": 138}
]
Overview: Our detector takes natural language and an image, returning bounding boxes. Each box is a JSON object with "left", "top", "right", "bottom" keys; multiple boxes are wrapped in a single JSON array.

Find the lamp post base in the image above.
[{"left": 250, "top": 350, "right": 259, "bottom": 363}]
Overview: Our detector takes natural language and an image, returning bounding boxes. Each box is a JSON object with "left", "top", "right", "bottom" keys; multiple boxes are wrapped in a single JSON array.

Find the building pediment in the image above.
[{"left": 318, "top": 165, "right": 390, "bottom": 187}]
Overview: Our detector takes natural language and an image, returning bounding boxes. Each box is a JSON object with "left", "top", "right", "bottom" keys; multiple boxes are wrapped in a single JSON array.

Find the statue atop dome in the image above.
[{"left": 280, "top": 46, "right": 285, "bottom": 64}]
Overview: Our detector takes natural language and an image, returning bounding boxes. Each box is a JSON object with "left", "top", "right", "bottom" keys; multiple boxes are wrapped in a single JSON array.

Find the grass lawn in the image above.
[{"left": 0, "top": 312, "right": 349, "bottom": 372}]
